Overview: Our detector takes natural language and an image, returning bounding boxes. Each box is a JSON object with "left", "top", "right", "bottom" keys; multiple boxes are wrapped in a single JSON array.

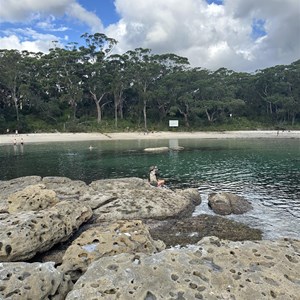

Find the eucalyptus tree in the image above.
[
  {"left": 44, "top": 44, "right": 84, "bottom": 120},
  {"left": 254, "top": 61, "right": 300, "bottom": 124},
  {"left": 0, "top": 49, "right": 27, "bottom": 122},
  {"left": 126, "top": 48, "right": 189, "bottom": 130},
  {"left": 106, "top": 53, "right": 132, "bottom": 128},
  {"left": 80, "top": 33, "right": 117, "bottom": 123},
  {"left": 192, "top": 67, "right": 245, "bottom": 123}
]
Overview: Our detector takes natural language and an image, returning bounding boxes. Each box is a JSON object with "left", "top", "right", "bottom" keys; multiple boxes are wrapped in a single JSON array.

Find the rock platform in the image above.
[{"left": 0, "top": 176, "right": 299, "bottom": 299}]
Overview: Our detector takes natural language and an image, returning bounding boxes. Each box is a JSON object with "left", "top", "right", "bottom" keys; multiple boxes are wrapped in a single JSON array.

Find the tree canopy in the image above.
[{"left": 0, "top": 33, "right": 299, "bottom": 133}]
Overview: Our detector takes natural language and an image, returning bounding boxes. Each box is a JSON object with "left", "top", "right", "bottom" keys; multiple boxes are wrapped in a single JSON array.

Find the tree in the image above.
[
  {"left": 80, "top": 33, "right": 117, "bottom": 123},
  {"left": 44, "top": 45, "right": 84, "bottom": 120},
  {"left": 0, "top": 50, "right": 26, "bottom": 123}
]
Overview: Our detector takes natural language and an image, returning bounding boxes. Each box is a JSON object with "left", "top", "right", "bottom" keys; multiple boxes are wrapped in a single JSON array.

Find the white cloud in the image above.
[
  {"left": 0, "top": 0, "right": 104, "bottom": 53},
  {"left": 0, "top": 34, "right": 61, "bottom": 52},
  {"left": 106, "top": 0, "right": 300, "bottom": 71},
  {"left": 67, "top": 2, "right": 104, "bottom": 33},
  {"left": 0, "top": 0, "right": 72, "bottom": 22},
  {"left": 0, "top": 0, "right": 298, "bottom": 71}
]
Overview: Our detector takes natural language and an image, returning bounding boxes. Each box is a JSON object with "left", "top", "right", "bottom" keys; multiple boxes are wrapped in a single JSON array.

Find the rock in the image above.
[
  {"left": 0, "top": 262, "right": 72, "bottom": 300},
  {"left": 146, "top": 215, "right": 262, "bottom": 247},
  {"left": 7, "top": 184, "right": 58, "bottom": 213},
  {"left": 59, "top": 220, "right": 165, "bottom": 281},
  {"left": 175, "top": 188, "right": 201, "bottom": 206},
  {"left": 208, "top": 192, "right": 253, "bottom": 215},
  {"left": 0, "top": 176, "right": 42, "bottom": 213},
  {"left": 0, "top": 201, "right": 93, "bottom": 262},
  {"left": 65, "top": 237, "right": 300, "bottom": 300},
  {"left": 42, "top": 177, "right": 89, "bottom": 202},
  {"left": 144, "top": 147, "right": 169, "bottom": 152},
  {"left": 89, "top": 178, "right": 198, "bottom": 221}
]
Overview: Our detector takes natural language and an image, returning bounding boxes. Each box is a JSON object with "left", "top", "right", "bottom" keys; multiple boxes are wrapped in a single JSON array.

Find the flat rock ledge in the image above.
[{"left": 66, "top": 236, "right": 300, "bottom": 300}]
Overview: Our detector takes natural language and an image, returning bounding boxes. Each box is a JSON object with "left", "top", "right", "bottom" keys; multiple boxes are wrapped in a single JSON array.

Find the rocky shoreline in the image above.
[{"left": 0, "top": 176, "right": 299, "bottom": 299}]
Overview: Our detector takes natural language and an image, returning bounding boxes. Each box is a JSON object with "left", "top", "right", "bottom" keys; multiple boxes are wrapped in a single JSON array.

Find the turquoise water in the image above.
[{"left": 0, "top": 138, "right": 299, "bottom": 239}]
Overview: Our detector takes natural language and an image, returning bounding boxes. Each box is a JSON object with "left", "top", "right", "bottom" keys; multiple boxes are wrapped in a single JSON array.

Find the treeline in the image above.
[{"left": 0, "top": 33, "right": 299, "bottom": 133}]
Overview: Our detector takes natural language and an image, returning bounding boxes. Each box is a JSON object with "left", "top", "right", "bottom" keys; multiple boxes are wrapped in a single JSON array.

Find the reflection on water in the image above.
[{"left": 0, "top": 138, "right": 299, "bottom": 239}]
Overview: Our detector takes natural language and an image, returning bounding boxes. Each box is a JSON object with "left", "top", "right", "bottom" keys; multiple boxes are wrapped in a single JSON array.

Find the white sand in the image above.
[{"left": 0, "top": 130, "right": 299, "bottom": 145}]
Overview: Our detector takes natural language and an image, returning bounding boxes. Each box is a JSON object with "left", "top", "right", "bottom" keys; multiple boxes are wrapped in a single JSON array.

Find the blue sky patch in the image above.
[
  {"left": 206, "top": 0, "right": 224, "bottom": 5},
  {"left": 251, "top": 18, "right": 267, "bottom": 40}
]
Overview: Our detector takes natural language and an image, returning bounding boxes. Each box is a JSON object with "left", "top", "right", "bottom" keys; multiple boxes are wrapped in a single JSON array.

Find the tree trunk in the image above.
[
  {"left": 143, "top": 98, "right": 147, "bottom": 131},
  {"left": 13, "top": 95, "right": 19, "bottom": 122},
  {"left": 96, "top": 101, "right": 102, "bottom": 123}
]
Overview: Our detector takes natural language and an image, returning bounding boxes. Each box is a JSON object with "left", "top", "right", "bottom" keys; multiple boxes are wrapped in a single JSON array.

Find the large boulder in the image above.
[
  {"left": 66, "top": 237, "right": 300, "bottom": 300},
  {"left": 89, "top": 178, "right": 201, "bottom": 221},
  {"left": 208, "top": 192, "right": 252, "bottom": 215},
  {"left": 146, "top": 215, "right": 262, "bottom": 247},
  {"left": 7, "top": 184, "right": 58, "bottom": 213},
  {"left": 0, "top": 262, "right": 72, "bottom": 300},
  {"left": 59, "top": 220, "right": 165, "bottom": 281},
  {"left": 0, "top": 201, "right": 93, "bottom": 262}
]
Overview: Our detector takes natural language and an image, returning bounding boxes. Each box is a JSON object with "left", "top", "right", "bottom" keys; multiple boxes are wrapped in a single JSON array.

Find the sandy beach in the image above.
[{"left": 0, "top": 130, "right": 299, "bottom": 145}]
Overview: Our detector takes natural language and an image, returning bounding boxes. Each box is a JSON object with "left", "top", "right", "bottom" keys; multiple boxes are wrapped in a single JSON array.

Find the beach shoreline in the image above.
[{"left": 0, "top": 130, "right": 300, "bottom": 145}]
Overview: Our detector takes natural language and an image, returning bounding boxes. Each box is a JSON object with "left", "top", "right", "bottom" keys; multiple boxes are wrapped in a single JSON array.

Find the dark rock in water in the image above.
[
  {"left": 208, "top": 192, "right": 253, "bottom": 215},
  {"left": 145, "top": 215, "right": 262, "bottom": 247}
]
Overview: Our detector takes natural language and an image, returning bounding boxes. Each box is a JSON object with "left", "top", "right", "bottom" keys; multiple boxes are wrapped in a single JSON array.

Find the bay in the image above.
[{"left": 1, "top": 138, "right": 299, "bottom": 240}]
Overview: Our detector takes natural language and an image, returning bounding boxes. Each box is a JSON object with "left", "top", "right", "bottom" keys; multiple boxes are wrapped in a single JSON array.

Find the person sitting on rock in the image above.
[{"left": 149, "top": 166, "right": 165, "bottom": 187}]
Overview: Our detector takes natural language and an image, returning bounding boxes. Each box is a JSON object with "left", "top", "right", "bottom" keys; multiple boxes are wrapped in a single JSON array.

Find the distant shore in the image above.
[{"left": 0, "top": 130, "right": 299, "bottom": 145}]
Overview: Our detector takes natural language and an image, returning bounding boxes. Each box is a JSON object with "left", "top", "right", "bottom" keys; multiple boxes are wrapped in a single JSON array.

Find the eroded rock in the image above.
[
  {"left": 66, "top": 237, "right": 300, "bottom": 300},
  {"left": 0, "top": 201, "right": 93, "bottom": 262},
  {"left": 208, "top": 192, "right": 253, "bottom": 215},
  {"left": 89, "top": 178, "right": 199, "bottom": 221},
  {"left": 0, "top": 262, "right": 72, "bottom": 300},
  {"left": 59, "top": 220, "right": 165, "bottom": 281},
  {"left": 7, "top": 184, "right": 58, "bottom": 213}
]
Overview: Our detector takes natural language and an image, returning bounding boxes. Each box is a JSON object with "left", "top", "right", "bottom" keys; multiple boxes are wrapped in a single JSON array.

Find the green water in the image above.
[{"left": 1, "top": 138, "right": 299, "bottom": 239}]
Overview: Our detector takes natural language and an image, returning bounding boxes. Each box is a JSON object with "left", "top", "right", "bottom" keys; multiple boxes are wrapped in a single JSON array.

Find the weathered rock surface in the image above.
[
  {"left": 0, "top": 262, "right": 72, "bottom": 300},
  {"left": 0, "top": 176, "right": 42, "bottom": 213},
  {"left": 208, "top": 192, "right": 253, "bottom": 215},
  {"left": 59, "top": 220, "right": 165, "bottom": 281},
  {"left": 0, "top": 201, "right": 93, "bottom": 262},
  {"left": 66, "top": 236, "right": 300, "bottom": 300},
  {"left": 146, "top": 215, "right": 262, "bottom": 247},
  {"left": 89, "top": 178, "right": 201, "bottom": 221},
  {"left": 7, "top": 184, "right": 58, "bottom": 213},
  {"left": 42, "top": 177, "right": 89, "bottom": 202}
]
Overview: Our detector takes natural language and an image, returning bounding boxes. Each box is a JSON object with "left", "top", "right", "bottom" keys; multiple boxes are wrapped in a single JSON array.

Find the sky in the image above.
[{"left": 0, "top": 0, "right": 299, "bottom": 72}]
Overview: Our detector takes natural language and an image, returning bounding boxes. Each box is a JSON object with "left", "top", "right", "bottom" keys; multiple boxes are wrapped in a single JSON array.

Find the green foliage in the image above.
[{"left": 0, "top": 37, "right": 299, "bottom": 133}]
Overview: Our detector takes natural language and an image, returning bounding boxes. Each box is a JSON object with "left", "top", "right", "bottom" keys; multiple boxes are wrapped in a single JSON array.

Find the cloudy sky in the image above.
[{"left": 0, "top": 0, "right": 299, "bottom": 72}]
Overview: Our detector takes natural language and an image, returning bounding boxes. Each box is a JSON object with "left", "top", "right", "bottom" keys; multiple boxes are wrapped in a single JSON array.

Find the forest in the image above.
[{"left": 0, "top": 33, "right": 299, "bottom": 134}]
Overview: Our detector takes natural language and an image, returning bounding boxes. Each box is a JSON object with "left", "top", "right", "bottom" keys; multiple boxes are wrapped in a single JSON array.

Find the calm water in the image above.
[{"left": 1, "top": 138, "right": 299, "bottom": 239}]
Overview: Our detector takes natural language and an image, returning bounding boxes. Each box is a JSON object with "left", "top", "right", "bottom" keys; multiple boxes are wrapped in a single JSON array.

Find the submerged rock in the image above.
[
  {"left": 208, "top": 192, "right": 253, "bottom": 215},
  {"left": 146, "top": 215, "right": 262, "bottom": 247},
  {"left": 65, "top": 236, "right": 300, "bottom": 300},
  {"left": 0, "top": 262, "right": 72, "bottom": 300}
]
